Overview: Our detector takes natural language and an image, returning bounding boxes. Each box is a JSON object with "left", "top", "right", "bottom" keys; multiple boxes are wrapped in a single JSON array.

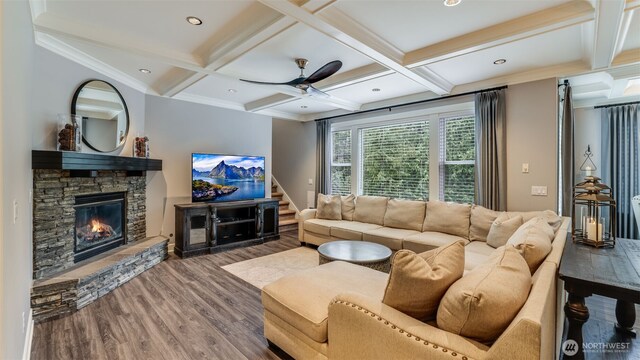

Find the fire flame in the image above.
[{"left": 91, "top": 219, "right": 103, "bottom": 233}]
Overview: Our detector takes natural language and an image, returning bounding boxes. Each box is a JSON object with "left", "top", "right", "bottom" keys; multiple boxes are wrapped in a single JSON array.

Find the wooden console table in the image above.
[{"left": 558, "top": 237, "right": 640, "bottom": 359}]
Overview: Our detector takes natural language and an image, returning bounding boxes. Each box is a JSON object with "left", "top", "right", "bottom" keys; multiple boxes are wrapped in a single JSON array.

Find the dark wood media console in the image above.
[{"left": 174, "top": 199, "right": 280, "bottom": 258}]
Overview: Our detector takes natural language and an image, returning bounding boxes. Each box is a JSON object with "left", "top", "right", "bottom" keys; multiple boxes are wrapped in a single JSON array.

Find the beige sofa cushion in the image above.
[
  {"left": 464, "top": 241, "right": 495, "bottom": 271},
  {"left": 382, "top": 241, "right": 465, "bottom": 321},
  {"left": 316, "top": 194, "right": 342, "bottom": 220},
  {"left": 383, "top": 199, "right": 426, "bottom": 231},
  {"left": 353, "top": 196, "right": 389, "bottom": 225},
  {"left": 469, "top": 205, "right": 500, "bottom": 242},
  {"left": 362, "top": 227, "right": 420, "bottom": 250},
  {"left": 402, "top": 232, "right": 468, "bottom": 253},
  {"left": 330, "top": 221, "right": 382, "bottom": 240},
  {"left": 507, "top": 217, "right": 554, "bottom": 274},
  {"left": 262, "top": 261, "right": 388, "bottom": 343},
  {"left": 341, "top": 194, "right": 356, "bottom": 221},
  {"left": 437, "top": 245, "right": 532, "bottom": 343},
  {"left": 304, "top": 218, "right": 336, "bottom": 236},
  {"left": 486, "top": 213, "right": 523, "bottom": 248},
  {"left": 423, "top": 201, "right": 471, "bottom": 238}
]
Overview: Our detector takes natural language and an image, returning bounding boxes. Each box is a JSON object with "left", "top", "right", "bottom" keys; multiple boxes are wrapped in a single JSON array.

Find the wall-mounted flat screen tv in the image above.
[{"left": 192, "top": 153, "right": 265, "bottom": 203}]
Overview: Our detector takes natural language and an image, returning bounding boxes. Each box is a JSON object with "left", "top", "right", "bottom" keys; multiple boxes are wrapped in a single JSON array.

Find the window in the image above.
[
  {"left": 330, "top": 129, "right": 351, "bottom": 195},
  {"left": 330, "top": 104, "right": 475, "bottom": 202},
  {"left": 439, "top": 115, "right": 475, "bottom": 203},
  {"left": 360, "top": 121, "right": 429, "bottom": 200}
]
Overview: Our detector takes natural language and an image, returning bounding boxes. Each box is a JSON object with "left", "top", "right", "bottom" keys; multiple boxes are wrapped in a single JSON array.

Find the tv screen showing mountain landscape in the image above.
[{"left": 192, "top": 153, "right": 265, "bottom": 202}]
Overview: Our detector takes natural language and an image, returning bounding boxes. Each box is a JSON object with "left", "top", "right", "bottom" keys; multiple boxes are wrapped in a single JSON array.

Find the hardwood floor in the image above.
[
  {"left": 32, "top": 233, "right": 640, "bottom": 360},
  {"left": 31, "top": 232, "right": 300, "bottom": 360}
]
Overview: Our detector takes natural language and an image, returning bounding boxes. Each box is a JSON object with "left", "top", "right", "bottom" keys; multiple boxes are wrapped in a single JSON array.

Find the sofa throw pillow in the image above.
[
  {"left": 437, "top": 245, "right": 532, "bottom": 343},
  {"left": 341, "top": 194, "right": 356, "bottom": 221},
  {"left": 486, "top": 213, "right": 523, "bottom": 249},
  {"left": 353, "top": 196, "right": 389, "bottom": 225},
  {"left": 383, "top": 199, "right": 426, "bottom": 231},
  {"left": 507, "top": 217, "right": 554, "bottom": 274},
  {"left": 423, "top": 200, "right": 471, "bottom": 239},
  {"left": 316, "top": 194, "right": 342, "bottom": 220},
  {"left": 382, "top": 240, "right": 465, "bottom": 321},
  {"left": 469, "top": 205, "right": 500, "bottom": 242}
]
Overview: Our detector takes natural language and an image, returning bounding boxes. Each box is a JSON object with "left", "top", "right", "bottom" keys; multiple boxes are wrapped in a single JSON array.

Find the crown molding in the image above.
[{"left": 34, "top": 33, "right": 149, "bottom": 94}]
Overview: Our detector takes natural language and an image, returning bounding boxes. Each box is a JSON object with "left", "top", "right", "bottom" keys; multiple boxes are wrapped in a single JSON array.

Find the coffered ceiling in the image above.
[{"left": 29, "top": 0, "right": 640, "bottom": 121}]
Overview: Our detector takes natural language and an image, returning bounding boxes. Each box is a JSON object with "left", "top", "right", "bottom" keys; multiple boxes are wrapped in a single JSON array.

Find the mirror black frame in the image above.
[{"left": 71, "top": 79, "right": 130, "bottom": 153}]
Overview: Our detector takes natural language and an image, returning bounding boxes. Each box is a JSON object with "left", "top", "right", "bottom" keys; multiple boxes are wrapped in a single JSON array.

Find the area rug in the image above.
[{"left": 221, "top": 247, "right": 319, "bottom": 289}]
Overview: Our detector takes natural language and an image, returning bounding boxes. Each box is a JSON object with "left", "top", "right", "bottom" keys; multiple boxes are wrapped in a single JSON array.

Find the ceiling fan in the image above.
[{"left": 240, "top": 58, "right": 342, "bottom": 97}]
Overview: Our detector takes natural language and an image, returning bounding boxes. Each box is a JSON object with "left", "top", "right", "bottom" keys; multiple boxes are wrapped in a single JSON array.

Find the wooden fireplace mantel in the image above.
[{"left": 32, "top": 150, "right": 162, "bottom": 176}]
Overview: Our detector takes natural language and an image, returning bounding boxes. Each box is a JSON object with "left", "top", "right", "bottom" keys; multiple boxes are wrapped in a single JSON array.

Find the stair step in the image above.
[
  {"left": 279, "top": 200, "right": 289, "bottom": 206},
  {"left": 279, "top": 218, "right": 298, "bottom": 226},
  {"left": 279, "top": 222, "right": 299, "bottom": 233},
  {"left": 280, "top": 214, "right": 296, "bottom": 222},
  {"left": 279, "top": 209, "right": 295, "bottom": 216},
  {"left": 272, "top": 192, "right": 284, "bottom": 198}
]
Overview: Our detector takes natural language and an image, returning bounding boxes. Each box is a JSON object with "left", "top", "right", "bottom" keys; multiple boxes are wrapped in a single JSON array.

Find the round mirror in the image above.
[{"left": 71, "top": 80, "right": 129, "bottom": 153}]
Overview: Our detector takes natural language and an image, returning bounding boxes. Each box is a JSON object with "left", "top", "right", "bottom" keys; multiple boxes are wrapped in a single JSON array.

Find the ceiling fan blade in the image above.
[
  {"left": 304, "top": 60, "right": 342, "bottom": 84},
  {"left": 240, "top": 78, "right": 299, "bottom": 86},
  {"left": 305, "top": 85, "right": 330, "bottom": 98}
]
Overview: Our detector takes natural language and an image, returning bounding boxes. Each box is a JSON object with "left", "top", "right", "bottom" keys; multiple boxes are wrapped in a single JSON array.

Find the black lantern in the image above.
[{"left": 572, "top": 176, "right": 616, "bottom": 248}]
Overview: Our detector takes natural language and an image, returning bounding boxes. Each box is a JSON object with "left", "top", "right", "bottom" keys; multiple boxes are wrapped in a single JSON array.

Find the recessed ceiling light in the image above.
[
  {"left": 444, "top": 0, "right": 461, "bottom": 7},
  {"left": 372, "top": 88, "right": 381, "bottom": 92},
  {"left": 186, "top": 16, "right": 202, "bottom": 25},
  {"left": 228, "top": 89, "right": 237, "bottom": 93},
  {"left": 493, "top": 59, "right": 507, "bottom": 65},
  {"left": 300, "top": 105, "right": 308, "bottom": 109},
  {"left": 139, "top": 68, "right": 151, "bottom": 74}
]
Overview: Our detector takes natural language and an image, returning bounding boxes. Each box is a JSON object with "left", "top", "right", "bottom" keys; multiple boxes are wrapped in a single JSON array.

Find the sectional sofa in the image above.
[{"left": 262, "top": 195, "right": 569, "bottom": 359}]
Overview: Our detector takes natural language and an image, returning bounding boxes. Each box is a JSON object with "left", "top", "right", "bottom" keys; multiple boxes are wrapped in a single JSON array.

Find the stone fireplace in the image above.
[
  {"left": 31, "top": 150, "right": 166, "bottom": 322},
  {"left": 32, "top": 169, "right": 146, "bottom": 279}
]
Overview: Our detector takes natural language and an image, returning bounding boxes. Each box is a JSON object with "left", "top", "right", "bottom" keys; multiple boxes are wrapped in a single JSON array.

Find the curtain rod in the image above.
[
  {"left": 558, "top": 79, "right": 570, "bottom": 88},
  {"left": 315, "top": 85, "right": 508, "bottom": 122},
  {"left": 594, "top": 101, "right": 640, "bottom": 109}
]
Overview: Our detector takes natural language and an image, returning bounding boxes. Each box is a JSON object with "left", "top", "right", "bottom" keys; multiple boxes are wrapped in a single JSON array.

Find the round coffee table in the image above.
[{"left": 317, "top": 240, "right": 392, "bottom": 272}]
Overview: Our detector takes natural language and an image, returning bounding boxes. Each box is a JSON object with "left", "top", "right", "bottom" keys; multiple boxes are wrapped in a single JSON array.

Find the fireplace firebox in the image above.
[{"left": 74, "top": 192, "right": 126, "bottom": 262}]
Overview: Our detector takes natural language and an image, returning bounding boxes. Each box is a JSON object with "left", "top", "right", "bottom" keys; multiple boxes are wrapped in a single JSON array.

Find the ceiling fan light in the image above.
[
  {"left": 186, "top": 16, "right": 203, "bottom": 25},
  {"left": 139, "top": 68, "right": 151, "bottom": 74},
  {"left": 444, "top": 0, "right": 461, "bottom": 7}
]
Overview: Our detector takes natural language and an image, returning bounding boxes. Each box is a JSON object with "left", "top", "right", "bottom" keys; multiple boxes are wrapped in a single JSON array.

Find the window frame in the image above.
[{"left": 329, "top": 102, "right": 475, "bottom": 200}]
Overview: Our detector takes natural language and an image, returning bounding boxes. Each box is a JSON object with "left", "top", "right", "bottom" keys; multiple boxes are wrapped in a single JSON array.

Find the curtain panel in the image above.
[
  {"left": 560, "top": 84, "right": 575, "bottom": 216},
  {"left": 316, "top": 119, "right": 331, "bottom": 197},
  {"left": 601, "top": 104, "right": 639, "bottom": 239},
  {"left": 474, "top": 89, "right": 507, "bottom": 211}
]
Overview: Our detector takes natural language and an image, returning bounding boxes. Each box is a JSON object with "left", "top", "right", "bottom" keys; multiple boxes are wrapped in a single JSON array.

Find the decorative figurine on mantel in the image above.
[
  {"left": 133, "top": 136, "right": 149, "bottom": 158},
  {"left": 572, "top": 175, "right": 616, "bottom": 248}
]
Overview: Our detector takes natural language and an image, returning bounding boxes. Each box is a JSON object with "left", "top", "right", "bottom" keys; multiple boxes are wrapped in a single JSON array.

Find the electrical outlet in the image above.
[
  {"left": 308, "top": 178, "right": 313, "bottom": 185},
  {"left": 531, "top": 186, "right": 548, "bottom": 196}
]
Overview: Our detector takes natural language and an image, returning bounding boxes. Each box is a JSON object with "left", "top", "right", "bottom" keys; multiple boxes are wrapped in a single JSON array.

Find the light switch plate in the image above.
[
  {"left": 531, "top": 186, "right": 547, "bottom": 196},
  {"left": 522, "top": 163, "right": 529, "bottom": 173}
]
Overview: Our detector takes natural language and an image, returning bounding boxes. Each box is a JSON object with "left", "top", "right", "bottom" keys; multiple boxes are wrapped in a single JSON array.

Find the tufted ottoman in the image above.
[{"left": 261, "top": 260, "right": 388, "bottom": 360}]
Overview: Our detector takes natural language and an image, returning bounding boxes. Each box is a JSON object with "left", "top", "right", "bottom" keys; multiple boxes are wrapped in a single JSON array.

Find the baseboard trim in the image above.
[{"left": 22, "top": 310, "right": 33, "bottom": 360}]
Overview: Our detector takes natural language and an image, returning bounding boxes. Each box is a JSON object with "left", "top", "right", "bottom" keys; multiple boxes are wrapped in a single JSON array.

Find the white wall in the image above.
[
  {"left": 2, "top": 1, "right": 35, "bottom": 358},
  {"left": 272, "top": 119, "right": 316, "bottom": 210},
  {"left": 144, "top": 95, "right": 272, "bottom": 244},
  {"left": 506, "top": 78, "right": 559, "bottom": 211},
  {"left": 31, "top": 46, "right": 145, "bottom": 155},
  {"left": 574, "top": 107, "right": 601, "bottom": 183}
]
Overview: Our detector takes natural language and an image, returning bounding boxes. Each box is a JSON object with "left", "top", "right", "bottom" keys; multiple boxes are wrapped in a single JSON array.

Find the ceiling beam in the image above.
[
  {"left": 590, "top": 0, "right": 626, "bottom": 69},
  {"left": 404, "top": 0, "right": 595, "bottom": 68},
  {"left": 256, "top": 0, "right": 453, "bottom": 95},
  {"left": 245, "top": 94, "right": 297, "bottom": 112}
]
